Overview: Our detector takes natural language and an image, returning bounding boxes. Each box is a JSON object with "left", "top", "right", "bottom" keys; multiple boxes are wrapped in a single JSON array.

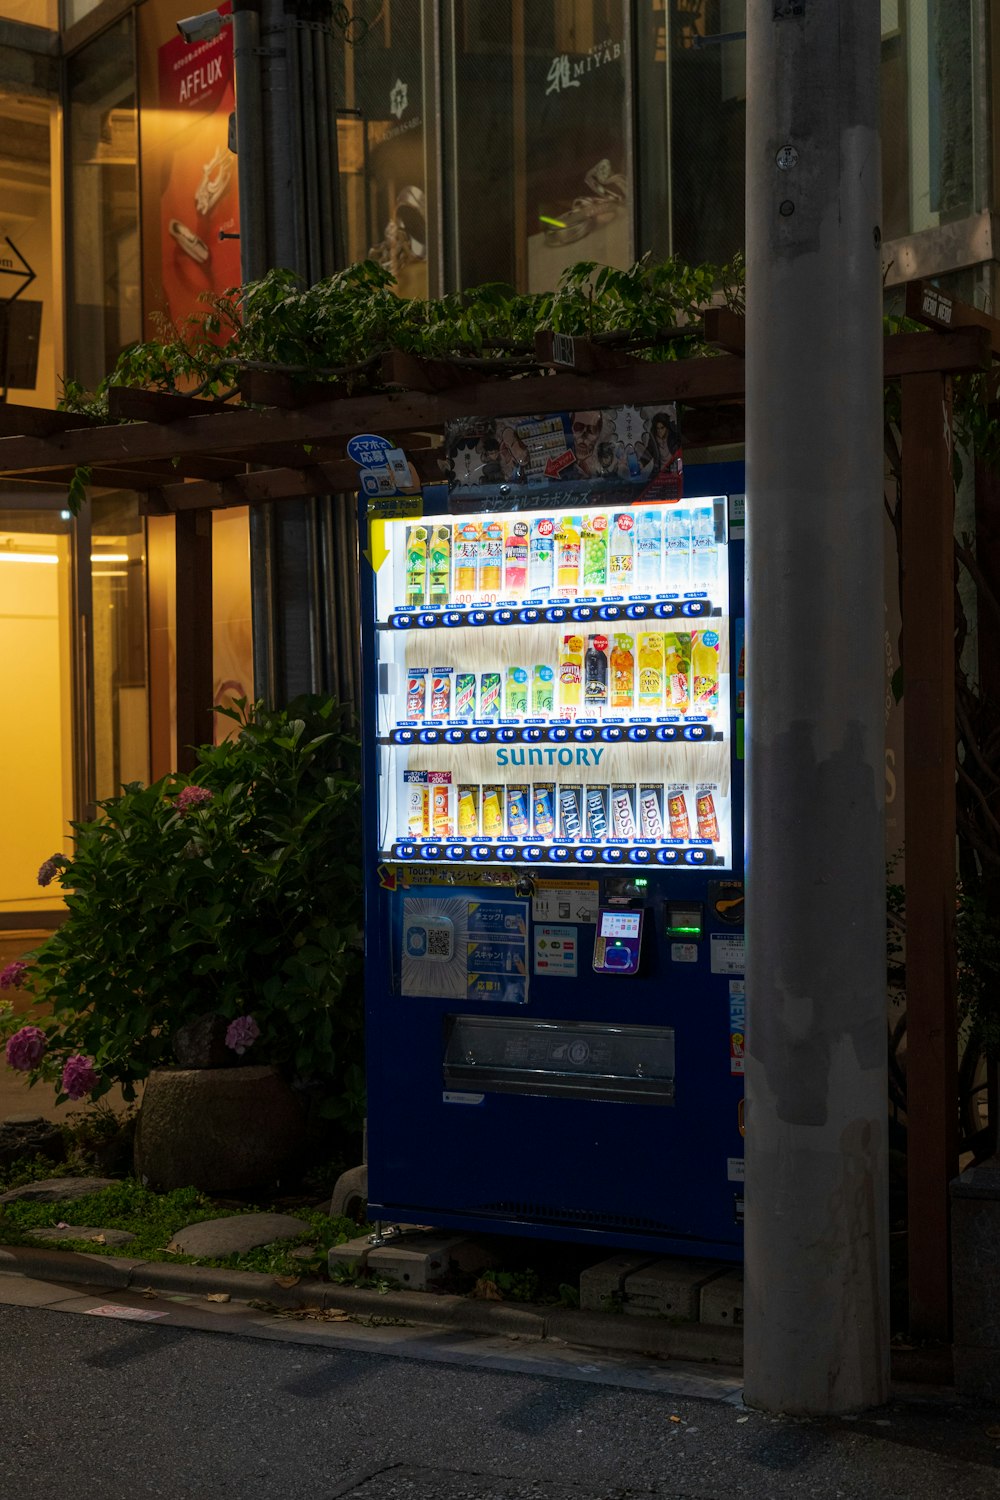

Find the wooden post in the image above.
[
  {"left": 174, "top": 508, "right": 214, "bottom": 773},
  {"left": 901, "top": 370, "right": 958, "bottom": 1342}
]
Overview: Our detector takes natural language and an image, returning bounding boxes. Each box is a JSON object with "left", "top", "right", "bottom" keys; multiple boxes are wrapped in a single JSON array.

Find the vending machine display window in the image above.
[{"left": 370, "top": 495, "right": 733, "bottom": 870}]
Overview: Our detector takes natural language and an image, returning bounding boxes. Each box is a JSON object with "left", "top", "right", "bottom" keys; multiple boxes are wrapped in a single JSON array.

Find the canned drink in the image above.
[
  {"left": 454, "top": 672, "right": 476, "bottom": 721},
  {"left": 431, "top": 780, "right": 453, "bottom": 838},
  {"left": 558, "top": 785, "right": 583, "bottom": 840},
  {"left": 610, "top": 784, "right": 637, "bottom": 840},
  {"left": 532, "top": 783, "right": 556, "bottom": 838},
  {"left": 406, "top": 668, "right": 427, "bottom": 721},
  {"left": 404, "top": 771, "right": 429, "bottom": 837},
  {"left": 479, "top": 672, "right": 502, "bottom": 720},
  {"left": 481, "top": 785, "right": 504, "bottom": 836},
  {"left": 430, "top": 667, "right": 452, "bottom": 719},
  {"left": 457, "top": 785, "right": 480, "bottom": 837},
  {"left": 667, "top": 784, "right": 691, "bottom": 840},
  {"left": 696, "top": 787, "right": 720, "bottom": 841},
  {"left": 506, "top": 785, "right": 530, "bottom": 837},
  {"left": 585, "top": 785, "right": 609, "bottom": 840},
  {"left": 638, "top": 784, "right": 664, "bottom": 840}
]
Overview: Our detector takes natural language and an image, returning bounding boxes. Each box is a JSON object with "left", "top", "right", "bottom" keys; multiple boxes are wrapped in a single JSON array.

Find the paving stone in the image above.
[
  {"left": 699, "top": 1267, "right": 743, "bottom": 1326},
  {"left": 167, "top": 1213, "right": 309, "bottom": 1258},
  {"left": 0, "top": 1177, "right": 117, "bottom": 1205},
  {"left": 578, "top": 1253, "right": 659, "bottom": 1312},
  {"left": 328, "top": 1229, "right": 490, "bottom": 1291},
  {"left": 620, "top": 1258, "right": 727, "bottom": 1320},
  {"left": 27, "top": 1225, "right": 137, "bottom": 1248}
]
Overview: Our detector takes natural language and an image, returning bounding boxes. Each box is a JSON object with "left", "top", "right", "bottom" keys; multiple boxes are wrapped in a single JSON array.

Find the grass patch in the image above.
[{"left": 0, "top": 1178, "right": 362, "bottom": 1278}]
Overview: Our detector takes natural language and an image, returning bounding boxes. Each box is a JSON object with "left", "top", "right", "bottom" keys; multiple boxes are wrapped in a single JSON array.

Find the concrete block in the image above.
[
  {"left": 621, "top": 1258, "right": 726, "bottom": 1320},
  {"left": 951, "top": 1159, "right": 1000, "bottom": 1396},
  {"left": 328, "top": 1229, "right": 490, "bottom": 1291},
  {"left": 699, "top": 1268, "right": 743, "bottom": 1326},
  {"left": 579, "top": 1253, "right": 659, "bottom": 1312}
]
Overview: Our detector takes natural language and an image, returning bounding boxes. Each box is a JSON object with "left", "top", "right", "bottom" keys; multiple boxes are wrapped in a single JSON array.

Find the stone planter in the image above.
[
  {"left": 134, "top": 1066, "right": 306, "bottom": 1194},
  {"left": 951, "top": 1154, "right": 1000, "bottom": 1398}
]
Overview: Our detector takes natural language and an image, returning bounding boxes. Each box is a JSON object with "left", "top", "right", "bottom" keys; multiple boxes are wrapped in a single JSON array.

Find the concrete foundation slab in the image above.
[
  {"left": 699, "top": 1269, "right": 743, "bottom": 1326},
  {"left": 328, "top": 1230, "right": 490, "bottom": 1291},
  {"left": 579, "top": 1253, "right": 659, "bottom": 1312},
  {"left": 621, "top": 1258, "right": 726, "bottom": 1320}
]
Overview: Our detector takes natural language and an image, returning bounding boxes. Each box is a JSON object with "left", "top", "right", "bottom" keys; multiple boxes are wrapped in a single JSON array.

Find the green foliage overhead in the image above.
[
  {"left": 60, "top": 254, "right": 746, "bottom": 419},
  {"left": 7, "top": 697, "right": 365, "bottom": 1125}
]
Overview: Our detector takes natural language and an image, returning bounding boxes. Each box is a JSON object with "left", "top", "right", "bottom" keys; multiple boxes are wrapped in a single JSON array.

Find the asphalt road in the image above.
[{"left": 2, "top": 1304, "right": 999, "bottom": 1500}]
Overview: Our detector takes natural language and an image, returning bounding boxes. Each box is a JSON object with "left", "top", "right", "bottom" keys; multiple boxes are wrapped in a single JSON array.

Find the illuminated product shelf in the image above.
[
  {"left": 382, "top": 722, "right": 721, "bottom": 746},
  {"left": 379, "top": 597, "right": 720, "bottom": 632},
  {"left": 385, "top": 841, "right": 722, "bottom": 868}
]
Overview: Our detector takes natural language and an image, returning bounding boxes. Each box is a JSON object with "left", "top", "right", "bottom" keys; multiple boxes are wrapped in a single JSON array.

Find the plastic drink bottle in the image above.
[
  {"left": 664, "top": 508, "right": 690, "bottom": 592},
  {"left": 609, "top": 513, "right": 635, "bottom": 591},
  {"left": 454, "top": 520, "right": 480, "bottom": 596},
  {"left": 637, "top": 632, "right": 665, "bottom": 710},
  {"left": 689, "top": 504, "right": 717, "bottom": 592},
  {"left": 428, "top": 525, "right": 452, "bottom": 605},
  {"left": 505, "top": 666, "right": 528, "bottom": 717},
  {"left": 559, "top": 634, "right": 584, "bottom": 717},
  {"left": 504, "top": 521, "right": 529, "bottom": 595},
  {"left": 582, "top": 513, "right": 608, "bottom": 594},
  {"left": 405, "top": 526, "right": 427, "bottom": 607},
  {"left": 663, "top": 633, "right": 690, "bottom": 714},
  {"left": 584, "top": 634, "right": 609, "bottom": 710},
  {"left": 691, "top": 629, "right": 720, "bottom": 715},
  {"left": 529, "top": 518, "right": 555, "bottom": 596},
  {"left": 609, "top": 634, "right": 634, "bottom": 711},
  {"left": 555, "top": 515, "right": 581, "bottom": 596},
  {"left": 531, "top": 664, "right": 555, "bottom": 715},
  {"left": 479, "top": 518, "right": 503, "bottom": 596},
  {"left": 635, "top": 510, "right": 663, "bottom": 591}
]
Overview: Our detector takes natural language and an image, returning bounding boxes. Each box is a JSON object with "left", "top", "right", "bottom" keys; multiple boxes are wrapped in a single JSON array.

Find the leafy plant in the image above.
[{"left": 5, "top": 697, "right": 364, "bottom": 1128}]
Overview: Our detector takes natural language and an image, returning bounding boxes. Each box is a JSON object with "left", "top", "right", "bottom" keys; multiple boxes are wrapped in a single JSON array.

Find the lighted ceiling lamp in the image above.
[
  {"left": 0, "top": 552, "right": 58, "bottom": 565},
  {"left": 90, "top": 553, "right": 130, "bottom": 563}
]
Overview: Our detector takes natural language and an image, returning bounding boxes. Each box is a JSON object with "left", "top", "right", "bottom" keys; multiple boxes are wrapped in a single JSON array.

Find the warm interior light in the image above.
[
  {"left": 0, "top": 553, "right": 58, "bottom": 565},
  {"left": 91, "top": 553, "right": 130, "bottom": 563},
  {"left": 91, "top": 570, "right": 128, "bottom": 578}
]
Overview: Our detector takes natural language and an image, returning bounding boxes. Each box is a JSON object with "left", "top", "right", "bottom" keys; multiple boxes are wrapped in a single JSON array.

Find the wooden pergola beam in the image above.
[{"left": 0, "top": 329, "right": 984, "bottom": 483}]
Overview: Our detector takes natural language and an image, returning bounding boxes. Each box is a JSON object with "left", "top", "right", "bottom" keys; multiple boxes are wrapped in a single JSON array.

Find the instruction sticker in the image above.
[
  {"left": 729, "top": 979, "right": 746, "bottom": 1075},
  {"left": 711, "top": 933, "right": 745, "bottom": 975},
  {"left": 727, "top": 1157, "right": 745, "bottom": 1182},
  {"left": 671, "top": 942, "right": 698, "bottom": 964},
  {"left": 466, "top": 899, "right": 528, "bottom": 1004},
  {"left": 531, "top": 880, "right": 599, "bottom": 924},
  {"left": 533, "top": 924, "right": 578, "bottom": 977}
]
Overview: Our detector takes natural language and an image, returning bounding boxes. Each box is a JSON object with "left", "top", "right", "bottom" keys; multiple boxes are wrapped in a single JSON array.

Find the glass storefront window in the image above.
[
  {"left": 442, "top": 1, "right": 630, "bottom": 292},
  {"left": 0, "top": 81, "right": 61, "bottom": 406},
  {"left": 66, "top": 15, "right": 141, "bottom": 393},
  {"left": 0, "top": 501, "right": 74, "bottom": 915},
  {"left": 0, "top": 1, "right": 56, "bottom": 26},
  {"left": 90, "top": 493, "right": 150, "bottom": 802}
]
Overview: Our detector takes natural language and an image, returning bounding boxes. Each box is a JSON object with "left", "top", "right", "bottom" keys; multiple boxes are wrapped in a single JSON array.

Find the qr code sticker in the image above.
[{"left": 427, "top": 927, "right": 451, "bottom": 956}]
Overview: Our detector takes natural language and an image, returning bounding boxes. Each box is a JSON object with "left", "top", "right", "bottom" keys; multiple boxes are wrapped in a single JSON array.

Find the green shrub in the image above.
[{"left": 3, "top": 697, "right": 364, "bottom": 1128}]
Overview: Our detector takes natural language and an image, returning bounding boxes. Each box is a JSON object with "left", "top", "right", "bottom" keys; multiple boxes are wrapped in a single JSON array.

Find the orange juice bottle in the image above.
[
  {"left": 609, "top": 634, "right": 634, "bottom": 711},
  {"left": 637, "top": 632, "right": 665, "bottom": 710},
  {"left": 559, "top": 633, "right": 584, "bottom": 717}
]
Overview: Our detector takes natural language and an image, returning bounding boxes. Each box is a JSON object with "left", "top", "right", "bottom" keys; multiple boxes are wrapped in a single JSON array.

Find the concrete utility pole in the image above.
[{"left": 744, "top": 0, "right": 888, "bottom": 1414}]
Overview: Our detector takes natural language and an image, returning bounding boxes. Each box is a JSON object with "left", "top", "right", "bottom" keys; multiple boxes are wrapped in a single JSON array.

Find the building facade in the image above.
[{"left": 0, "top": 0, "right": 992, "bottom": 926}]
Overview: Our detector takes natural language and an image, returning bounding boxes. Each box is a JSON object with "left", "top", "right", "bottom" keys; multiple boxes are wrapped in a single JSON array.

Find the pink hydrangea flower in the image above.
[
  {"left": 176, "top": 785, "right": 214, "bottom": 815},
  {"left": 61, "top": 1055, "right": 98, "bottom": 1100},
  {"left": 0, "top": 961, "right": 28, "bottom": 991},
  {"left": 37, "top": 854, "right": 67, "bottom": 888},
  {"left": 6, "top": 1025, "right": 46, "bottom": 1071},
  {"left": 225, "top": 1015, "right": 260, "bottom": 1056}
]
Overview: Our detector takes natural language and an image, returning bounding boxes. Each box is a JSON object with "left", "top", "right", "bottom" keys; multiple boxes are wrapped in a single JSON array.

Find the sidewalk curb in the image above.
[
  {"left": 0, "top": 1245, "right": 953, "bottom": 1384},
  {"left": 0, "top": 1243, "right": 740, "bottom": 1363}
]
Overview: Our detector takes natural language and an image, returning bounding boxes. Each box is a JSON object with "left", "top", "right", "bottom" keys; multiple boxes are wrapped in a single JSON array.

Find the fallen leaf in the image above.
[
  {"left": 206, "top": 1292, "right": 230, "bottom": 1304},
  {"left": 93, "top": 1234, "right": 106, "bottom": 1245},
  {"left": 736, "top": 1416, "right": 749, "bottom": 1424},
  {"left": 473, "top": 1277, "right": 503, "bottom": 1301},
  {"left": 985, "top": 1426, "right": 1000, "bottom": 1439},
  {"left": 272, "top": 1274, "right": 300, "bottom": 1288},
  {"left": 55, "top": 1221, "right": 69, "bottom": 1230},
  {"left": 670, "top": 1415, "right": 682, "bottom": 1423}
]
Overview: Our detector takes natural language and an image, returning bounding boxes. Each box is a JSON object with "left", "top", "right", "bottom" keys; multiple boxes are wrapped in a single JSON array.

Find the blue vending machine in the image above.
[{"left": 361, "top": 412, "right": 745, "bottom": 1261}]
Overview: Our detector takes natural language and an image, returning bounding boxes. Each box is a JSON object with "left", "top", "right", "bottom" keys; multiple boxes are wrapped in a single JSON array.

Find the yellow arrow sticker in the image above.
[{"left": 364, "top": 518, "right": 389, "bottom": 572}]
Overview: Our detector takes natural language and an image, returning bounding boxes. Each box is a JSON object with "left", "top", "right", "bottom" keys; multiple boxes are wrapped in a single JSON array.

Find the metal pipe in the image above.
[
  {"left": 283, "top": 1, "right": 310, "bottom": 279},
  {"left": 314, "top": 18, "right": 338, "bottom": 273},
  {"left": 743, "top": 0, "right": 889, "bottom": 1415}
]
